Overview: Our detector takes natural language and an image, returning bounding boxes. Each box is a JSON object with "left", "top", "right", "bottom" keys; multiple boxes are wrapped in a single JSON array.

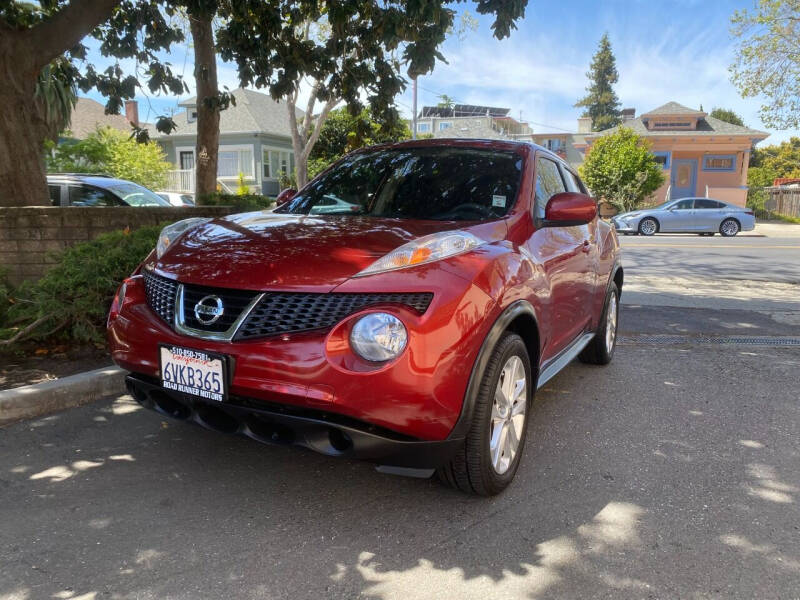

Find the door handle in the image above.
[{"left": 581, "top": 240, "right": 591, "bottom": 253}]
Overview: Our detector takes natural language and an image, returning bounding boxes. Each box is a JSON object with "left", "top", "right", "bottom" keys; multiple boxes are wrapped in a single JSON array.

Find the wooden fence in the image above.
[{"left": 765, "top": 187, "right": 800, "bottom": 218}]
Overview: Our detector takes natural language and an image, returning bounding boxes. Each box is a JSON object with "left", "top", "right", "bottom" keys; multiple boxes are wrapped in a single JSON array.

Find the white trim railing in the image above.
[{"left": 165, "top": 169, "right": 195, "bottom": 193}]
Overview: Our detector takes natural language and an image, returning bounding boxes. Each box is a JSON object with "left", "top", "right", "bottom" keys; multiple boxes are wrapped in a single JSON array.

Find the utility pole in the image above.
[{"left": 412, "top": 76, "right": 418, "bottom": 140}]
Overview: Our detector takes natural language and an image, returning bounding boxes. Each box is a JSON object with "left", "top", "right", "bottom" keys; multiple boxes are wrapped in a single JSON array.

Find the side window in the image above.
[
  {"left": 68, "top": 185, "right": 119, "bottom": 207},
  {"left": 48, "top": 184, "right": 62, "bottom": 206},
  {"left": 673, "top": 199, "right": 694, "bottom": 210},
  {"left": 695, "top": 199, "right": 723, "bottom": 209},
  {"left": 534, "top": 157, "right": 566, "bottom": 219},
  {"left": 560, "top": 166, "right": 585, "bottom": 194}
]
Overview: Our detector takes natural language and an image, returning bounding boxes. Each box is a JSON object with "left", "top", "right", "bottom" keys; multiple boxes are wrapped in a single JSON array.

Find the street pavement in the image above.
[{"left": 2, "top": 227, "right": 800, "bottom": 599}]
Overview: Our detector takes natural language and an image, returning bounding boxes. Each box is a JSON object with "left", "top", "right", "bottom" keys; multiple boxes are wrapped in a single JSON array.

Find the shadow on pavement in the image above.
[{"left": 2, "top": 341, "right": 800, "bottom": 599}]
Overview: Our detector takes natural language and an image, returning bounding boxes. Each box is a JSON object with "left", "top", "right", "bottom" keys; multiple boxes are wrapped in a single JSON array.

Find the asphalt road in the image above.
[
  {"left": 619, "top": 231, "right": 800, "bottom": 284},
  {"left": 2, "top": 230, "right": 800, "bottom": 599}
]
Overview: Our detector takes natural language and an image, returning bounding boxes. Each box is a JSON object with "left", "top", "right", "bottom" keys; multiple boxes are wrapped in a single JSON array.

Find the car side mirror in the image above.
[
  {"left": 276, "top": 188, "right": 297, "bottom": 206},
  {"left": 542, "top": 192, "right": 597, "bottom": 227}
]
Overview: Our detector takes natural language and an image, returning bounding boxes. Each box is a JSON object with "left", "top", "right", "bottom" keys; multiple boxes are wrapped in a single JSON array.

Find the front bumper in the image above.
[
  {"left": 108, "top": 267, "right": 495, "bottom": 442},
  {"left": 126, "top": 373, "right": 463, "bottom": 470},
  {"left": 611, "top": 217, "right": 637, "bottom": 233}
]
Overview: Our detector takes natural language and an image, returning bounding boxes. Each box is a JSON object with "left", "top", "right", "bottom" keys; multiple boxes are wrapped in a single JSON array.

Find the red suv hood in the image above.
[{"left": 154, "top": 212, "right": 500, "bottom": 292}]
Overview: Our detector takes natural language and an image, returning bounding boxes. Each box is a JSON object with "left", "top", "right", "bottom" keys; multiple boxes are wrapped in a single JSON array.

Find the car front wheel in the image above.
[
  {"left": 720, "top": 218, "right": 740, "bottom": 237},
  {"left": 638, "top": 218, "right": 658, "bottom": 236},
  {"left": 438, "top": 332, "right": 532, "bottom": 496}
]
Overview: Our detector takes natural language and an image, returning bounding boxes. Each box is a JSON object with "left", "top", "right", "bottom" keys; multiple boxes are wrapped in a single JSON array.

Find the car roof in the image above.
[
  {"left": 47, "top": 174, "right": 137, "bottom": 188},
  {"left": 356, "top": 138, "right": 565, "bottom": 166}
]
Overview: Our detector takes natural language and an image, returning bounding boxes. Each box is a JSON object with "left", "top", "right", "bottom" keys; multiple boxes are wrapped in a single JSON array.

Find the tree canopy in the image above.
[
  {"left": 730, "top": 0, "right": 800, "bottom": 129},
  {"left": 579, "top": 128, "right": 665, "bottom": 212},
  {"left": 0, "top": 0, "right": 529, "bottom": 206},
  {"left": 575, "top": 33, "right": 622, "bottom": 132},
  {"left": 310, "top": 106, "right": 410, "bottom": 163},
  {"left": 709, "top": 107, "right": 746, "bottom": 127}
]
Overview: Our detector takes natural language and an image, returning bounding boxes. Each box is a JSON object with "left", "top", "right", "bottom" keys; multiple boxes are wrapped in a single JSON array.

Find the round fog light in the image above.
[{"left": 350, "top": 313, "right": 408, "bottom": 362}]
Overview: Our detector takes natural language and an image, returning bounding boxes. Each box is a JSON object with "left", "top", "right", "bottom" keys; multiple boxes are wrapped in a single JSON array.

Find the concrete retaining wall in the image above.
[{"left": 0, "top": 206, "right": 238, "bottom": 285}]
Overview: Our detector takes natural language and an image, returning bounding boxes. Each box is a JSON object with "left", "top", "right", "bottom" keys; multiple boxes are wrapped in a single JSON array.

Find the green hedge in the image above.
[
  {"left": 198, "top": 193, "right": 274, "bottom": 211},
  {"left": 1, "top": 226, "right": 162, "bottom": 347}
]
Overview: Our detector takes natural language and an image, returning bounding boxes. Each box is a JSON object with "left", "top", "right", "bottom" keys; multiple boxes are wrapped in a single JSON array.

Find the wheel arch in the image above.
[
  {"left": 447, "top": 300, "right": 540, "bottom": 440},
  {"left": 721, "top": 216, "right": 741, "bottom": 229},
  {"left": 612, "top": 264, "right": 624, "bottom": 298}
]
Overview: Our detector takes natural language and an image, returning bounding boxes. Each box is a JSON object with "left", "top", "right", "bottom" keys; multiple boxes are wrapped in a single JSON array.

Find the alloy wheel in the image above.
[
  {"left": 721, "top": 220, "right": 739, "bottom": 236},
  {"left": 490, "top": 355, "right": 527, "bottom": 474},
  {"left": 639, "top": 219, "right": 657, "bottom": 236}
]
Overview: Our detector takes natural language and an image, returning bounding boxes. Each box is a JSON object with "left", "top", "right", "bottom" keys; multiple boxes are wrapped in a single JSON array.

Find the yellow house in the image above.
[{"left": 579, "top": 102, "right": 769, "bottom": 207}]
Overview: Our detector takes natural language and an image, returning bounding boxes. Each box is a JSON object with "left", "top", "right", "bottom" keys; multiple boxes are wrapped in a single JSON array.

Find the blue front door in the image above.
[{"left": 671, "top": 159, "right": 697, "bottom": 199}]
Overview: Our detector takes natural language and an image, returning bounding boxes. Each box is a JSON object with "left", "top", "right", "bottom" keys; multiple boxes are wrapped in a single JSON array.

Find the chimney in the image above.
[
  {"left": 124, "top": 100, "right": 139, "bottom": 126},
  {"left": 621, "top": 108, "right": 636, "bottom": 122},
  {"left": 577, "top": 116, "right": 592, "bottom": 133}
]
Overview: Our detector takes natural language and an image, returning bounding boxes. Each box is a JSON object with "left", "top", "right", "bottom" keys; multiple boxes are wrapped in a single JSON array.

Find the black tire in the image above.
[
  {"left": 579, "top": 283, "right": 619, "bottom": 365},
  {"left": 720, "top": 218, "right": 740, "bottom": 237},
  {"left": 437, "top": 332, "right": 532, "bottom": 496},
  {"left": 638, "top": 217, "right": 658, "bottom": 236}
]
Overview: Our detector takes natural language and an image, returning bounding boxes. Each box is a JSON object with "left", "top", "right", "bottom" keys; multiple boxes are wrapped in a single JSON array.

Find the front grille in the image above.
[
  {"left": 143, "top": 270, "right": 178, "bottom": 325},
  {"left": 142, "top": 270, "right": 433, "bottom": 340},
  {"left": 180, "top": 284, "right": 260, "bottom": 333},
  {"left": 236, "top": 292, "right": 434, "bottom": 340}
]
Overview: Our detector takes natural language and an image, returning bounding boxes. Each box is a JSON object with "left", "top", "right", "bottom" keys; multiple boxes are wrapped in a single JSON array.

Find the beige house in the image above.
[{"left": 580, "top": 102, "right": 769, "bottom": 207}]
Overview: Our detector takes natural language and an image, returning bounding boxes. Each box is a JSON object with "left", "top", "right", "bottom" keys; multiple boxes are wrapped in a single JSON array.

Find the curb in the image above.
[{"left": 0, "top": 365, "right": 127, "bottom": 427}]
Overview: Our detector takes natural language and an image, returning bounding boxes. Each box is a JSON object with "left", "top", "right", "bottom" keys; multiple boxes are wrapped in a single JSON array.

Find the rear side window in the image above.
[
  {"left": 534, "top": 157, "right": 566, "bottom": 219},
  {"left": 68, "top": 185, "right": 119, "bottom": 207},
  {"left": 695, "top": 199, "right": 724, "bottom": 209},
  {"left": 48, "top": 185, "right": 62, "bottom": 206}
]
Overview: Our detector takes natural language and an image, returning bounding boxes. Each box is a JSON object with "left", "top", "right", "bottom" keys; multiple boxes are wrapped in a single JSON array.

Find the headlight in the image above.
[
  {"left": 350, "top": 313, "right": 408, "bottom": 362},
  {"left": 355, "top": 231, "right": 483, "bottom": 277},
  {"left": 156, "top": 218, "right": 211, "bottom": 259}
]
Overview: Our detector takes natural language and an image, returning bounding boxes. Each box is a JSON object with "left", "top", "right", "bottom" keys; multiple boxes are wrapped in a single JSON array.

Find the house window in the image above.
[
  {"left": 703, "top": 154, "right": 736, "bottom": 172},
  {"left": 439, "top": 121, "right": 452, "bottom": 131},
  {"left": 179, "top": 151, "right": 195, "bottom": 171},
  {"left": 653, "top": 151, "right": 671, "bottom": 170},
  {"left": 187, "top": 110, "right": 197, "bottom": 124},
  {"left": 263, "top": 148, "right": 294, "bottom": 179},
  {"left": 217, "top": 147, "right": 254, "bottom": 178},
  {"left": 417, "top": 123, "right": 430, "bottom": 133},
  {"left": 652, "top": 121, "right": 691, "bottom": 128}
]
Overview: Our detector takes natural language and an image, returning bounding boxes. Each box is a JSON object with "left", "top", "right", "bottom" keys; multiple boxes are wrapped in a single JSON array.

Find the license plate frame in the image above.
[{"left": 159, "top": 344, "right": 228, "bottom": 402}]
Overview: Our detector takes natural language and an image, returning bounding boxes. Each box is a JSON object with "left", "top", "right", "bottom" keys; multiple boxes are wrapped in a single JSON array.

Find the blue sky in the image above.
[{"left": 82, "top": 0, "right": 798, "bottom": 145}]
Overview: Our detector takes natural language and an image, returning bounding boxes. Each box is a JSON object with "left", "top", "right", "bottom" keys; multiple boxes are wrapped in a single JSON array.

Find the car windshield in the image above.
[
  {"left": 277, "top": 146, "right": 524, "bottom": 221},
  {"left": 108, "top": 183, "right": 171, "bottom": 206}
]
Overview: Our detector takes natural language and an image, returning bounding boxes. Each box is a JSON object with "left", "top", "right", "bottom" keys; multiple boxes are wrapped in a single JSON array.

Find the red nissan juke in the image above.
[{"left": 107, "top": 139, "right": 622, "bottom": 495}]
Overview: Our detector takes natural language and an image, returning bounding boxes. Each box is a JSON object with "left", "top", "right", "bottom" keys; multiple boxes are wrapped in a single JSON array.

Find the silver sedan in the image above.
[{"left": 612, "top": 198, "right": 756, "bottom": 237}]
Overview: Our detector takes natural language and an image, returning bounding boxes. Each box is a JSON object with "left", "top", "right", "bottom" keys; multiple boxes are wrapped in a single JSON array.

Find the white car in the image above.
[{"left": 156, "top": 192, "right": 195, "bottom": 206}]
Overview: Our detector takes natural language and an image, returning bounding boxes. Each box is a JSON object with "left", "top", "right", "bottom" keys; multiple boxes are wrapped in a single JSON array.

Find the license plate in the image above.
[{"left": 160, "top": 345, "right": 227, "bottom": 402}]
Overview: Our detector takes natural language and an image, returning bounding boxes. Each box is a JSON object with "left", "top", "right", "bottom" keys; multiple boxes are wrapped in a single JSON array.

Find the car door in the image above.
[
  {"left": 525, "top": 155, "right": 595, "bottom": 362},
  {"left": 660, "top": 198, "right": 695, "bottom": 231},
  {"left": 693, "top": 198, "right": 724, "bottom": 231}
]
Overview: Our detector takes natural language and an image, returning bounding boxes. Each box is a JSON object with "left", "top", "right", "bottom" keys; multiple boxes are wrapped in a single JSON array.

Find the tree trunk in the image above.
[
  {"left": 0, "top": 0, "right": 119, "bottom": 206},
  {"left": 190, "top": 14, "right": 220, "bottom": 198},
  {"left": 0, "top": 85, "right": 50, "bottom": 207}
]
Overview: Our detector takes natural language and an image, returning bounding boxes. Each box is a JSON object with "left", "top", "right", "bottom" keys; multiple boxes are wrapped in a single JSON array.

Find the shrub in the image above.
[
  {"left": 197, "top": 192, "right": 273, "bottom": 211},
  {"left": 0, "top": 226, "right": 162, "bottom": 347},
  {"left": 236, "top": 172, "right": 249, "bottom": 195},
  {"left": 579, "top": 127, "right": 665, "bottom": 212}
]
